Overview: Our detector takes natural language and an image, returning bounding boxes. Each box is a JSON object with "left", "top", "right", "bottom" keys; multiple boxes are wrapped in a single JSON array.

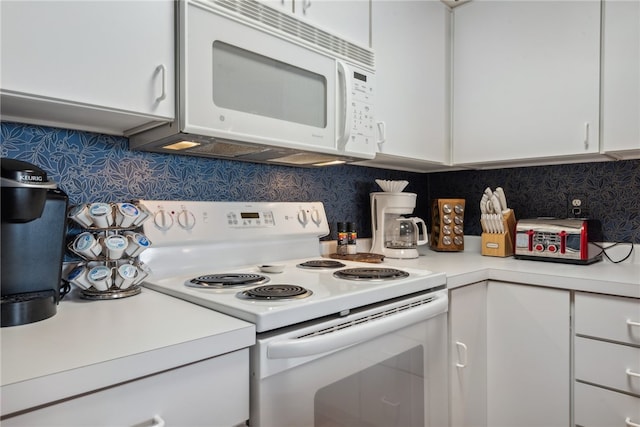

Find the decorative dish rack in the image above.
[{"left": 65, "top": 201, "right": 152, "bottom": 300}]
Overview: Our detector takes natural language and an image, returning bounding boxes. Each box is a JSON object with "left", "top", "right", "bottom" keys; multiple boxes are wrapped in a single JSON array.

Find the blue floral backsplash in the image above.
[{"left": 2, "top": 121, "right": 638, "bottom": 243}]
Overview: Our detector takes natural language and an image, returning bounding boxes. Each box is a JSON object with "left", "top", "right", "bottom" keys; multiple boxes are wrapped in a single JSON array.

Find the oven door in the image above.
[{"left": 250, "top": 290, "right": 448, "bottom": 427}]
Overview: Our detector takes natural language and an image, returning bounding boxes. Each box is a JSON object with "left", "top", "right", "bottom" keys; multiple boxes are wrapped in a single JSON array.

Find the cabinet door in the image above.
[
  {"left": 601, "top": 0, "right": 640, "bottom": 158},
  {"left": 452, "top": 1, "right": 601, "bottom": 165},
  {"left": 256, "top": 0, "right": 369, "bottom": 47},
  {"left": 575, "top": 382, "right": 640, "bottom": 427},
  {"left": 486, "top": 282, "right": 570, "bottom": 427},
  {"left": 0, "top": 0, "right": 174, "bottom": 135},
  {"left": 359, "top": 0, "right": 449, "bottom": 171},
  {"left": 298, "top": 0, "right": 370, "bottom": 47},
  {"left": 2, "top": 351, "right": 249, "bottom": 427},
  {"left": 449, "top": 282, "right": 487, "bottom": 427}
]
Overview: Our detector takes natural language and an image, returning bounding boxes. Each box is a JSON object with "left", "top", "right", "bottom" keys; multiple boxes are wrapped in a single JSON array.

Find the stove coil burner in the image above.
[
  {"left": 238, "top": 284, "right": 313, "bottom": 300},
  {"left": 187, "top": 274, "right": 270, "bottom": 289},
  {"left": 297, "top": 260, "right": 346, "bottom": 269},
  {"left": 333, "top": 267, "right": 410, "bottom": 281}
]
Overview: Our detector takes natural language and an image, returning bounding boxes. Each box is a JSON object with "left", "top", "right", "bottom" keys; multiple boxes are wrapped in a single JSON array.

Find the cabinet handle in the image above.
[
  {"left": 626, "top": 417, "right": 640, "bottom": 427},
  {"left": 627, "top": 319, "right": 640, "bottom": 327},
  {"left": 626, "top": 368, "right": 640, "bottom": 379},
  {"left": 302, "top": 0, "right": 311, "bottom": 14},
  {"left": 583, "top": 122, "right": 589, "bottom": 150},
  {"left": 151, "top": 415, "right": 166, "bottom": 427},
  {"left": 455, "top": 341, "right": 468, "bottom": 368},
  {"left": 155, "top": 64, "right": 167, "bottom": 102},
  {"left": 376, "top": 121, "right": 386, "bottom": 147}
]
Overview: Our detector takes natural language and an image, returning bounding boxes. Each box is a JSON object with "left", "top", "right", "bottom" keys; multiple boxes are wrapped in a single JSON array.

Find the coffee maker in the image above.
[
  {"left": 1, "top": 159, "right": 68, "bottom": 327},
  {"left": 370, "top": 192, "right": 428, "bottom": 259}
]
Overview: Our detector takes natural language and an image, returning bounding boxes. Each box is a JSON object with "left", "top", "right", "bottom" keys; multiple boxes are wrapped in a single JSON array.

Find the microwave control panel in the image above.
[{"left": 348, "top": 68, "right": 375, "bottom": 151}]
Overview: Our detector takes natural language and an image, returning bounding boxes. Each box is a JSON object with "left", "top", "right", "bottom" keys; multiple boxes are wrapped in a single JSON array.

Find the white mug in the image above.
[
  {"left": 88, "top": 203, "right": 113, "bottom": 228},
  {"left": 115, "top": 264, "right": 139, "bottom": 289},
  {"left": 87, "top": 265, "right": 112, "bottom": 291},
  {"left": 115, "top": 202, "right": 140, "bottom": 228},
  {"left": 103, "top": 235, "right": 128, "bottom": 260},
  {"left": 132, "top": 203, "right": 152, "bottom": 226},
  {"left": 132, "top": 262, "right": 152, "bottom": 285},
  {"left": 73, "top": 232, "right": 103, "bottom": 260},
  {"left": 124, "top": 232, "right": 151, "bottom": 257},
  {"left": 68, "top": 204, "right": 93, "bottom": 227},
  {"left": 67, "top": 265, "right": 92, "bottom": 289}
]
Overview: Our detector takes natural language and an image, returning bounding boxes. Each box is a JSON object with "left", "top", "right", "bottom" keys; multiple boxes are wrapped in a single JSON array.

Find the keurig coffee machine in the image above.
[{"left": 1, "top": 158, "right": 68, "bottom": 327}]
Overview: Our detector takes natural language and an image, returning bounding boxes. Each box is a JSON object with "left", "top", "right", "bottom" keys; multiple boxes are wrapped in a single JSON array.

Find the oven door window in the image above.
[
  {"left": 212, "top": 41, "right": 327, "bottom": 128},
  {"left": 314, "top": 345, "right": 424, "bottom": 427}
]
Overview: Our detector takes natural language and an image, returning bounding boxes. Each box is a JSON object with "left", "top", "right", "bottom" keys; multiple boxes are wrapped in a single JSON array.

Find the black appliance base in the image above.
[{"left": 1, "top": 290, "right": 57, "bottom": 327}]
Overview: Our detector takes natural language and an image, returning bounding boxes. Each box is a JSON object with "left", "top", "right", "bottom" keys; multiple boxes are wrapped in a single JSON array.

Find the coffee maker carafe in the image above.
[
  {"left": 1, "top": 159, "right": 68, "bottom": 327},
  {"left": 370, "top": 192, "right": 428, "bottom": 259}
]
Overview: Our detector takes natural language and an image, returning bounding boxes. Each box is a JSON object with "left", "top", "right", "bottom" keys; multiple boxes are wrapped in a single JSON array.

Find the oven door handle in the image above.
[{"left": 266, "top": 295, "right": 447, "bottom": 359}]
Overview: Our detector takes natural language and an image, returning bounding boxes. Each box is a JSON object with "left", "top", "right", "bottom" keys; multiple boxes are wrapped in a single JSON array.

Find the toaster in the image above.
[{"left": 514, "top": 218, "right": 603, "bottom": 264}]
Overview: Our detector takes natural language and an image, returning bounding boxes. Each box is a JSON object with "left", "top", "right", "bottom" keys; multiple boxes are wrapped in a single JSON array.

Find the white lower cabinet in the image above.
[
  {"left": 486, "top": 281, "right": 570, "bottom": 427},
  {"left": 1, "top": 350, "right": 249, "bottom": 427},
  {"left": 574, "top": 292, "right": 640, "bottom": 427},
  {"left": 449, "top": 281, "right": 487, "bottom": 427},
  {"left": 449, "top": 281, "right": 570, "bottom": 427}
]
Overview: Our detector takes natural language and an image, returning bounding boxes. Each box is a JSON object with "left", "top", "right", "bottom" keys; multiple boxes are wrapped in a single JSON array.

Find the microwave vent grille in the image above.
[{"left": 213, "top": 0, "right": 374, "bottom": 68}]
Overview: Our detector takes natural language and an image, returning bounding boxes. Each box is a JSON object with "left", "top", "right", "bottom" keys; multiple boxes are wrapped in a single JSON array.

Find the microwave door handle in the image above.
[
  {"left": 337, "top": 60, "right": 352, "bottom": 150},
  {"left": 266, "top": 295, "right": 447, "bottom": 359}
]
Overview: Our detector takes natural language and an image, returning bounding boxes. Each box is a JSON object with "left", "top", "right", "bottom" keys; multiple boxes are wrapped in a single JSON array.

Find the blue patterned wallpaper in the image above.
[
  {"left": 429, "top": 162, "right": 640, "bottom": 243},
  {"left": 0, "top": 122, "right": 421, "bottom": 241},
  {"left": 2, "top": 121, "right": 638, "bottom": 243}
]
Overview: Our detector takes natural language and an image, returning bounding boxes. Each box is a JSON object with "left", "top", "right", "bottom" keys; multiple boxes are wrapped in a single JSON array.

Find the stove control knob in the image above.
[
  {"left": 310, "top": 208, "right": 322, "bottom": 226},
  {"left": 177, "top": 209, "right": 196, "bottom": 230},
  {"left": 153, "top": 209, "right": 174, "bottom": 231},
  {"left": 298, "top": 209, "right": 309, "bottom": 226},
  {"left": 534, "top": 243, "right": 545, "bottom": 252}
]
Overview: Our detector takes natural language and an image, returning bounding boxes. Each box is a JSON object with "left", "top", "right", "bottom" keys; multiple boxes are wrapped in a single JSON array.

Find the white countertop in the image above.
[
  {"left": 335, "top": 237, "right": 640, "bottom": 298},
  {"left": 2, "top": 237, "right": 637, "bottom": 417},
  {"left": 0, "top": 288, "right": 255, "bottom": 416}
]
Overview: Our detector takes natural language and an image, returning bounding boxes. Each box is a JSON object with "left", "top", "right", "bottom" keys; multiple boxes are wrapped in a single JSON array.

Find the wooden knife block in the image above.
[{"left": 481, "top": 209, "right": 516, "bottom": 257}]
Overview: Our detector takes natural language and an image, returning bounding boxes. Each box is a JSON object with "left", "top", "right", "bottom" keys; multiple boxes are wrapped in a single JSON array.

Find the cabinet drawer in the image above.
[
  {"left": 575, "top": 382, "right": 640, "bottom": 427},
  {"left": 575, "top": 292, "right": 640, "bottom": 345},
  {"left": 2, "top": 350, "right": 249, "bottom": 426},
  {"left": 575, "top": 336, "right": 640, "bottom": 396}
]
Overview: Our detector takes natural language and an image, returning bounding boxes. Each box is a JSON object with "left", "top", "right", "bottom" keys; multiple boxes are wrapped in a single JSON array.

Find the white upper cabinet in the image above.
[
  {"left": 356, "top": 0, "right": 451, "bottom": 172},
  {"left": 601, "top": 0, "right": 640, "bottom": 159},
  {"left": 452, "top": 0, "right": 602, "bottom": 167},
  {"left": 255, "top": 0, "right": 370, "bottom": 47},
  {"left": 0, "top": 1, "right": 174, "bottom": 136}
]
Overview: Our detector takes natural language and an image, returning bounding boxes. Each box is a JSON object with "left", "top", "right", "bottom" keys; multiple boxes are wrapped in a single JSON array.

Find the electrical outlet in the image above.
[{"left": 567, "top": 194, "right": 588, "bottom": 218}]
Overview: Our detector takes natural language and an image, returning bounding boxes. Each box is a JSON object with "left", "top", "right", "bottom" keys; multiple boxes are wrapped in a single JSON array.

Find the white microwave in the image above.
[{"left": 130, "top": 0, "right": 376, "bottom": 167}]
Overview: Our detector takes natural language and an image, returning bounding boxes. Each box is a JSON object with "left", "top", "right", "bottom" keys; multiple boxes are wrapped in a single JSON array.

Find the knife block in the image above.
[{"left": 481, "top": 209, "right": 516, "bottom": 257}]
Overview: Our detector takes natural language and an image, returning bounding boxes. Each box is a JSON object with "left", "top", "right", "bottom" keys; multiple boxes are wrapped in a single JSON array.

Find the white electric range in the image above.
[{"left": 138, "top": 200, "right": 449, "bottom": 427}]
